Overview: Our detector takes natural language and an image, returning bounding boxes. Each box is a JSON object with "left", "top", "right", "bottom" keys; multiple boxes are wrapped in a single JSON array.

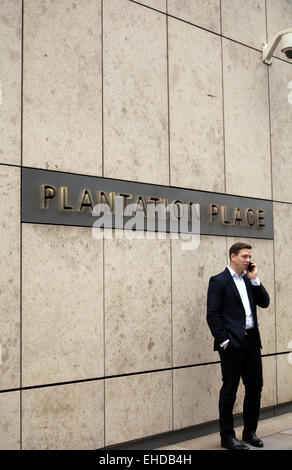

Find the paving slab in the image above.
[{"left": 156, "top": 412, "right": 292, "bottom": 451}]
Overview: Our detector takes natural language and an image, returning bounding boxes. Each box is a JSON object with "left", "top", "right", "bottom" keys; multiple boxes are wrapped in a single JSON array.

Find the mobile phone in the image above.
[{"left": 247, "top": 262, "right": 254, "bottom": 272}]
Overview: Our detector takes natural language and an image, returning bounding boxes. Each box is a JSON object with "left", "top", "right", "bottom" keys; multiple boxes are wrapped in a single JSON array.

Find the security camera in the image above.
[
  {"left": 281, "top": 33, "right": 292, "bottom": 59},
  {"left": 263, "top": 28, "right": 292, "bottom": 64}
]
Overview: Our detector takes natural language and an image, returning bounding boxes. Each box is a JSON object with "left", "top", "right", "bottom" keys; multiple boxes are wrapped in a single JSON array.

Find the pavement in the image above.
[{"left": 156, "top": 412, "right": 292, "bottom": 451}]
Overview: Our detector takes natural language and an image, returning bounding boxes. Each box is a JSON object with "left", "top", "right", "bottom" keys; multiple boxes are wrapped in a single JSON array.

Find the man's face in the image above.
[{"left": 231, "top": 248, "right": 252, "bottom": 273}]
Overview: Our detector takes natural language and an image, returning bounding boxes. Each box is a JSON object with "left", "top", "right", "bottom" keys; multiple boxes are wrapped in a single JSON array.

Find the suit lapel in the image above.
[{"left": 224, "top": 267, "right": 244, "bottom": 307}]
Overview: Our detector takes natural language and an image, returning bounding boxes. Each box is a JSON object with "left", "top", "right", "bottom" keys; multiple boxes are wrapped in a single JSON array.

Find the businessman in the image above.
[{"left": 206, "top": 242, "right": 270, "bottom": 450}]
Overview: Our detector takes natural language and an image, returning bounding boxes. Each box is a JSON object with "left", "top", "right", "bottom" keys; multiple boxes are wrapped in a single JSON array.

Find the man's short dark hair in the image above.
[{"left": 229, "top": 242, "right": 252, "bottom": 260}]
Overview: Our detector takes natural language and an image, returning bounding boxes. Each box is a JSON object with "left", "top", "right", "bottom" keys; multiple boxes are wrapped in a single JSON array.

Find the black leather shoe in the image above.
[
  {"left": 221, "top": 437, "right": 250, "bottom": 450},
  {"left": 242, "top": 431, "right": 264, "bottom": 448}
]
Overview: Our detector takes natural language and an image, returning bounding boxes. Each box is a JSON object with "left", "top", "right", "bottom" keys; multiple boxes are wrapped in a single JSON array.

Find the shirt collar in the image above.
[{"left": 227, "top": 265, "right": 246, "bottom": 279}]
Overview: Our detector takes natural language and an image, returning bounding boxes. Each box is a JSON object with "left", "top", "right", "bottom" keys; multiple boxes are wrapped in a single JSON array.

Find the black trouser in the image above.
[{"left": 218, "top": 330, "right": 263, "bottom": 440}]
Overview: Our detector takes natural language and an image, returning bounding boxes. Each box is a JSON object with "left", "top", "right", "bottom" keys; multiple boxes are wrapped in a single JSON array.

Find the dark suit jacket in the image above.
[{"left": 206, "top": 267, "right": 270, "bottom": 350}]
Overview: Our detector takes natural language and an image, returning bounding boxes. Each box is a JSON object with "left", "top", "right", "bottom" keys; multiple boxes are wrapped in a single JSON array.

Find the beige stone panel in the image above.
[
  {"left": 168, "top": 0, "right": 220, "bottom": 33},
  {"left": 277, "top": 353, "right": 292, "bottom": 404},
  {"left": 221, "top": 0, "right": 266, "bottom": 50},
  {"left": 135, "top": 0, "right": 166, "bottom": 12},
  {"left": 0, "top": 391, "right": 20, "bottom": 450},
  {"left": 172, "top": 235, "right": 226, "bottom": 367},
  {"left": 105, "top": 371, "right": 172, "bottom": 446},
  {"left": 22, "top": 381, "right": 104, "bottom": 450},
  {"left": 23, "top": 0, "right": 102, "bottom": 175},
  {"left": 169, "top": 19, "right": 224, "bottom": 192},
  {"left": 103, "top": 0, "right": 169, "bottom": 185},
  {"left": 234, "top": 355, "right": 277, "bottom": 414},
  {"left": 227, "top": 237, "right": 275, "bottom": 355},
  {"left": 105, "top": 231, "right": 171, "bottom": 375},
  {"left": 270, "top": 60, "right": 292, "bottom": 202},
  {"left": 223, "top": 39, "right": 271, "bottom": 199},
  {"left": 173, "top": 363, "right": 221, "bottom": 429},
  {"left": 0, "top": 165, "right": 20, "bottom": 390},
  {"left": 0, "top": 1, "right": 21, "bottom": 165},
  {"left": 273, "top": 203, "right": 292, "bottom": 352},
  {"left": 262, "top": 355, "right": 277, "bottom": 407},
  {"left": 22, "top": 224, "right": 103, "bottom": 386},
  {"left": 232, "top": 376, "right": 244, "bottom": 416},
  {"left": 266, "top": 0, "right": 292, "bottom": 64}
]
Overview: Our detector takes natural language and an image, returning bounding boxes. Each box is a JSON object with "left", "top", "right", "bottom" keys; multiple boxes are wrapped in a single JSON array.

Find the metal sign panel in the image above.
[{"left": 21, "top": 167, "right": 273, "bottom": 239}]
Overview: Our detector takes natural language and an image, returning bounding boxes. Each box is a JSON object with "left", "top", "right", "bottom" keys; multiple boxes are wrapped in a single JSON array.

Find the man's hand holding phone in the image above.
[{"left": 247, "top": 260, "right": 258, "bottom": 280}]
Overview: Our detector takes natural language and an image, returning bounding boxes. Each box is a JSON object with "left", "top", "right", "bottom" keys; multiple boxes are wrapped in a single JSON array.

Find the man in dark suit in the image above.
[{"left": 207, "top": 242, "right": 270, "bottom": 450}]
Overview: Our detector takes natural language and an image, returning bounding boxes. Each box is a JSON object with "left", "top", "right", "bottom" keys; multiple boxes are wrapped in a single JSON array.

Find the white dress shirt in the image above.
[{"left": 220, "top": 266, "right": 261, "bottom": 348}]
